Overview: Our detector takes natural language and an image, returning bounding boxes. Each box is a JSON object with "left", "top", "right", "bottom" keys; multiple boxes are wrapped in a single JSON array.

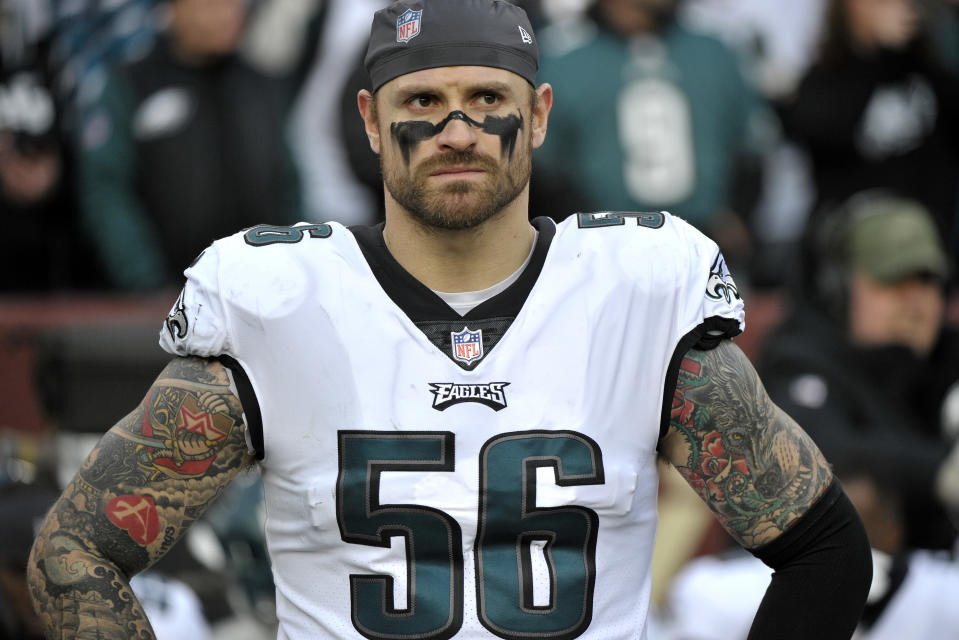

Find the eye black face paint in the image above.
[{"left": 390, "top": 110, "right": 524, "bottom": 164}]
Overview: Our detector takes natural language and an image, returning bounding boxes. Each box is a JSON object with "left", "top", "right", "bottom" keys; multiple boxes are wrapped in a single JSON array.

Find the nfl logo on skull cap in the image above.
[
  {"left": 451, "top": 327, "right": 483, "bottom": 365},
  {"left": 396, "top": 8, "right": 422, "bottom": 43}
]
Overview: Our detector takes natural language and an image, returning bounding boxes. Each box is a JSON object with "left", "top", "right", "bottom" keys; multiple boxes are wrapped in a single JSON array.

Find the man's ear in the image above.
[
  {"left": 531, "top": 83, "right": 553, "bottom": 150},
  {"left": 357, "top": 89, "right": 381, "bottom": 154}
]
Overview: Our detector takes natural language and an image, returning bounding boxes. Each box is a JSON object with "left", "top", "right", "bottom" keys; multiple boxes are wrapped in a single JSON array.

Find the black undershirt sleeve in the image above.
[
  {"left": 218, "top": 355, "right": 264, "bottom": 460},
  {"left": 659, "top": 320, "right": 743, "bottom": 444},
  {"left": 747, "top": 478, "right": 872, "bottom": 639}
]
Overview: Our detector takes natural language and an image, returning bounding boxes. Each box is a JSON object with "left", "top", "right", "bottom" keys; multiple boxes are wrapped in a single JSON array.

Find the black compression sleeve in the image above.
[
  {"left": 218, "top": 355, "right": 264, "bottom": 460},
  {"left": 747, "top": 479, "right": 872, "bottom": 640}
]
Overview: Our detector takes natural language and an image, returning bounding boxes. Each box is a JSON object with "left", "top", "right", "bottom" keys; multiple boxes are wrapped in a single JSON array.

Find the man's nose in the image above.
[{"left": 435, "top": 114, "right": 478, "bottom": 151}]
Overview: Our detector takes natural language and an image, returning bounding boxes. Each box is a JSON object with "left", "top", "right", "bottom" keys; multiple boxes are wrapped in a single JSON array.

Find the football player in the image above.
[{"left": 28, "top": 1, "right": 871, "bottom": 638}]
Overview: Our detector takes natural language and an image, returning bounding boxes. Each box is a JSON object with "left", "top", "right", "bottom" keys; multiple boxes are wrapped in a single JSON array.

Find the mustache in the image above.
[{"left": 415, "top": 150, "right": 499, "bottom": 176}]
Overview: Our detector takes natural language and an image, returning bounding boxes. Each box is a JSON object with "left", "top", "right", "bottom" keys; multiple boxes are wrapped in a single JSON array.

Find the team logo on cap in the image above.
[
  {"left": 518, "top": 25, "right": 533, "bottom": 45},
  {"left": 396, "top": 8, "right": 422, "bottom": 43},
  {"left": 451, "top": 327, "right": 483, "bottom": 365}
]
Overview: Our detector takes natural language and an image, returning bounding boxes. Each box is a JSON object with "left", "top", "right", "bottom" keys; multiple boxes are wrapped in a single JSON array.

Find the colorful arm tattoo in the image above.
[
  {"left": 27, "top": 356, "right": 254, "bottom": 639},
  {"left": 661, "top": 341, "right": 832, "bottom": 549}
]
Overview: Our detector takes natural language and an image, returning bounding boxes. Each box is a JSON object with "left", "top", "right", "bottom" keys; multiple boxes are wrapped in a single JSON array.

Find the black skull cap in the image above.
[{"left": 365, "top": 0, "right": 538, "bottom": 92}]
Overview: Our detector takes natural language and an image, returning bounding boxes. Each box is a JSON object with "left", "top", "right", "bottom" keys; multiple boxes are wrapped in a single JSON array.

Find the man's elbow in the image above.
[
  {"left": 847, "top": 511, "right": 874, "bottom": 605},
  {"left": 748, "top": 481, "right": 874, "bottom": 638}
]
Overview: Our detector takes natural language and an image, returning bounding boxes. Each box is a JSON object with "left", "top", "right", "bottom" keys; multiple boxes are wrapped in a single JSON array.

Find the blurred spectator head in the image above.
[
  {"left": 0, "top": 42, "right": 61, "bottom": 207},
  {"left": 811, "top": 191, "right": 948, "bottom": 354},
  {"left": 821, "top": 0, "right": 924, "bottom": 62},
  {"left": 847, "top": 0, "right": 920, "bottom": 49},
  {"left": 165, "top": 0, "right": 249, "bottom": 61},
  {"left": 594, "top": 0, "right": 680, "bottom": 34},
  {"left": 0, "top": 129, "right": 60, "bottom": 205}
]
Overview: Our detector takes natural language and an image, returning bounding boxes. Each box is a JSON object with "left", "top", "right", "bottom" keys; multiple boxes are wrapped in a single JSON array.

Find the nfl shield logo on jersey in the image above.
[
  {"left": 396, "top": 9, "right": 422, "bottom": 43},
  {"left": 451, "top": 327, "right": 483, "bottom": 365}
]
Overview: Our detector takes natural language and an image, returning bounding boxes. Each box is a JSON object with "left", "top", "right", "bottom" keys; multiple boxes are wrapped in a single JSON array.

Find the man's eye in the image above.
[
  {"left": 413, "top": 96, "right": 434, "bottom": 108},
  {"left": 479, "top": 93, "right": 500, "bottom": 105}
]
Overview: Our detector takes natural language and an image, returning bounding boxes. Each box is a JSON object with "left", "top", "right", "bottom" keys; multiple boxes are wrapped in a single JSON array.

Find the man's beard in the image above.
[{"left": 381, "top": 142, "right": 531, "bottom": 231}]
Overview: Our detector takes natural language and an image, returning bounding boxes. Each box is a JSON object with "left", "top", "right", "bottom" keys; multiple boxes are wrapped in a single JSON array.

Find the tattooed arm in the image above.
[
  {"left": 660, "top": 340, "right": 832, "bottom": 546},
  {"left": 660, "top": 340, "right": 871, "bottom": 638},
  {"left": 27, "top": 356, "right": 254, "bottom": 639}
]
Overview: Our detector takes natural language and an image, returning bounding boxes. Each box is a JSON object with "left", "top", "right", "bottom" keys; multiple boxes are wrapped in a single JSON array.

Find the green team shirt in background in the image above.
[{"left": 536, "top": 17, "right": 769, "bottom": 233}]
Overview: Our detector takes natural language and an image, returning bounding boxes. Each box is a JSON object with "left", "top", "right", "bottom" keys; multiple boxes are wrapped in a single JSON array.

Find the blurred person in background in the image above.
[
  {"left": 44, "top": 0, "right": 161, "bottom": 129},
  {"left": 286, "top": 0, "right": 387, "bottom": 228},
  {"left": 760, "top": 191, "right": 959, "bottom": 552},
  {"left": 0, "top": 0, "right": 101, "bottom": 291},
  {"left": 534, "top": 0, "right": 773, "bottom": 263},
  {"left": 656, "top": 465, "right": 959, "bottom": 640},
  {"left": 78, "top": 0, "right": 303, "bottom": 291},
  {"left": 674, "top": 0, "right": 830, "bottom": 287},
  {"left": 782, "top": 0, "right": 959, "bottom": 271},
  {"left": 679, "top": 0, "right": 827, "bottom": 101}
]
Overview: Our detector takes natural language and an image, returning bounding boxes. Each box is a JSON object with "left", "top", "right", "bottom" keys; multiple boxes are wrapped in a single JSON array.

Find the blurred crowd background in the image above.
[{"left": 1, "top": 0, "right": 958, "bottom": 638}]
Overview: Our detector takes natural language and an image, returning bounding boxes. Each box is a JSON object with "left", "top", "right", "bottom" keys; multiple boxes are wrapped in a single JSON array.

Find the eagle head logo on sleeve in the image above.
[
  {"left": 705, "top": 253, "right": 741, "bottom": 306},
  {"left": 165, "top": 291, "right": 189, "bottom": 341}
]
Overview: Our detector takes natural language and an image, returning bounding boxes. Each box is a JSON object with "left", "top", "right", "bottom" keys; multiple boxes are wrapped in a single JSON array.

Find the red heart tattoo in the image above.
[{"left": 106, "top": 495, "right": 160, "bottom": 545}]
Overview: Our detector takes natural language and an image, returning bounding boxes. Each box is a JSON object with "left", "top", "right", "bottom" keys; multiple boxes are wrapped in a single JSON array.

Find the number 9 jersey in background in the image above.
[{"left": 159, "top": 213, "right": 745, "bottom": 640}]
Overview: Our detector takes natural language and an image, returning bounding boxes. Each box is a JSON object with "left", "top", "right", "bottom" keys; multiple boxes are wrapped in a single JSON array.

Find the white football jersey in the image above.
[{"left": 160, "top": 213, "right": 745, "bottom": 640}]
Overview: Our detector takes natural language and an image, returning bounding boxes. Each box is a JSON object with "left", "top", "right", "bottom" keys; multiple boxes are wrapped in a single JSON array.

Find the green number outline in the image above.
[
  {"left": 576, "top": 212, "right": 665, "bottom": 229},
  {"left": 337, "top": 431, "right": 463, "bottom": 640},
  {"left": 336, "top": 430, "right": 606, "bottom": 640},
  {"left": 476, "top": 430, "right": 604, "bottom": 639},
  {"left": 243, "top": 223, "right": 332, "bottom": 246}
]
